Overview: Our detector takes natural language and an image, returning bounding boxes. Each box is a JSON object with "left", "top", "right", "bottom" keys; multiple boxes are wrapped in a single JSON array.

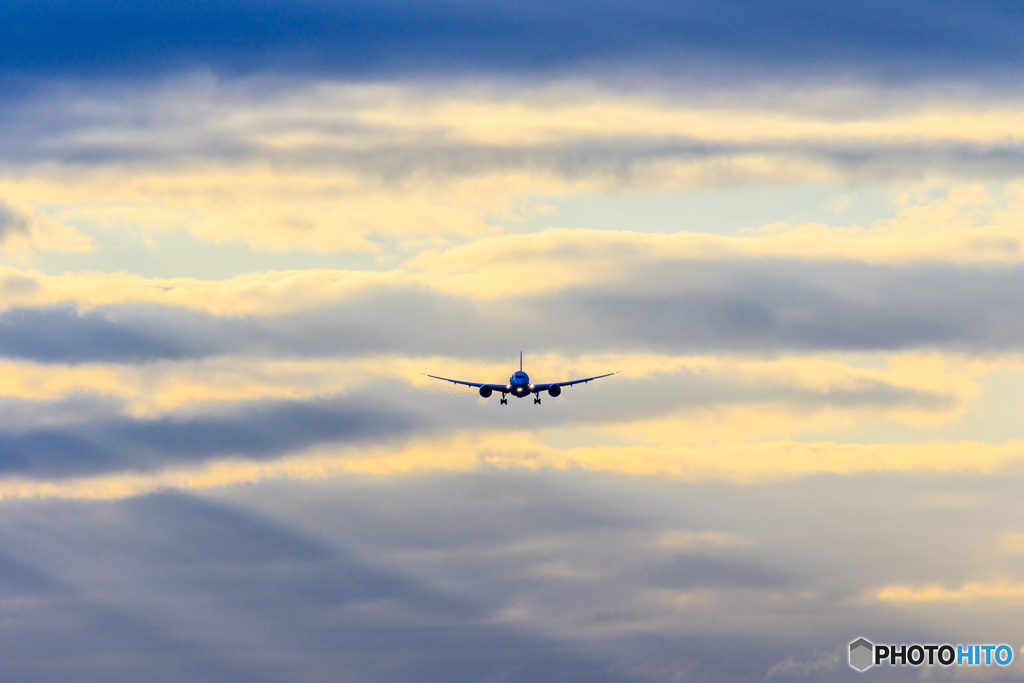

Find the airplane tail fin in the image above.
[{"left": 520, "top": 351, "right": 522, "bottom": 371}]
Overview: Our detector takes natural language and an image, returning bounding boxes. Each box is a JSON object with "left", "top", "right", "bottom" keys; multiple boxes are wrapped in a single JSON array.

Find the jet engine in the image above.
[
  {"left": 479, "top": 386, "right": 492, "bottom": 398},
  {"left": 548, "top": 385, "right": 561, "bottom": 397}
]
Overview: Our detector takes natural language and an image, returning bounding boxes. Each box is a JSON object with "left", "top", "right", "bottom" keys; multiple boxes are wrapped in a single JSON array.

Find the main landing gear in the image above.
[
  {"left": 500, "top": 397, "right": 508, "bottom": 405},
  {"left": 534, "top": 397, "right": 541, "bottom": 404}
]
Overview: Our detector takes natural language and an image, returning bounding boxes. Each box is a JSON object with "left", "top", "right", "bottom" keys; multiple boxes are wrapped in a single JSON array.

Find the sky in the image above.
[{"left": 3, "top": 1, "right": 1024, "bottom": 681}]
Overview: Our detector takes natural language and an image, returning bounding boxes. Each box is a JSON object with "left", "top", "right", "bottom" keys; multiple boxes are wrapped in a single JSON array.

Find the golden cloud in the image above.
[
  {"left": 0, "top": 198, "right": 92, "bottom": 257},
  {"left": 1, "top": 433, "right": 1021, "bottom": 502},
  {"left": 0, "top": 264, "right": 420, "bottom": 314},
  {"left": 876, "top": 581, "right": 1024, "bottom": 602},
  {"left": 0, "top": 351, "right": 978, "bottom": 426}
]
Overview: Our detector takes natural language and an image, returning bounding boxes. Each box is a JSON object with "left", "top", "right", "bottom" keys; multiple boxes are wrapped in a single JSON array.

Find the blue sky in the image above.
[
  {"left": 3, "top": 1, "right": 1024, "bottom": 80},
  {"left": 3, "top": 2, "right": 1024, "bottom": 681}
]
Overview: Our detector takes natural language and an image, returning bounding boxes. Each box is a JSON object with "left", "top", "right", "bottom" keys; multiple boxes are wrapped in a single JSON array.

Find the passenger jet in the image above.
[{"left": 424, "top": 353, "right": 616, "bottom": 404}]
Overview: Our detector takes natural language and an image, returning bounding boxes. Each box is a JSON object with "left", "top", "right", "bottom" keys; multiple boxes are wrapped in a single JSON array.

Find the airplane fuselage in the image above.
[{"left": 508, "top": 371, "right": 531, "bottom": 397}]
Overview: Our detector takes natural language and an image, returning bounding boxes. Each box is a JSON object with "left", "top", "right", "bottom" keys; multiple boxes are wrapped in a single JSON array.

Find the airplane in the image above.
[{"left": 423, "top": 353, "right": 617, "bottom": 405}]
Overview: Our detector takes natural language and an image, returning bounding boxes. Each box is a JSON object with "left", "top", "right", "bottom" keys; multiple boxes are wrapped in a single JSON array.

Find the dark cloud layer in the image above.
[
  {"left": 0, "top": 492, "right": 651, "bottom": 682},
  {"left": 2, "top": 471, "right": 1021, "bottom": 682},
  {"left": 1, "top": 1, "right": 1022, "bottom": 84},
  {"left": 0, "top": 389, "right": 425, "bottom": 477},
  {"left": 0, "top": 201, "right": 31, "bottom": 240},
  {"left": 6, "top": 261, "right": 1024, "bottom": 364},
  {"left": 6, "top": 132, "right": 1024, "bottom": 185}
]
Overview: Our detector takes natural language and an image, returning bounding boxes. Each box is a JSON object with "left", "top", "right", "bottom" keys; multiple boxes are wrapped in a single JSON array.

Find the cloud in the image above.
[
  {"left": 0, "top": 200, "right": 91, "bottom": 256},
  {"left": 5, "top": 469, "right": 1020, "bottom": 681},
  {"left": 0, "top": 392, "right": 127, "bottom": 433},
  {"left": 7, "top": 258, "right": 1024, "bottom": 363},
  {"left": 7, "top": 81, "right": 1024, "bottom": 251},
  {"left": 0, "top": 357, "right": 964, "bottom": 480},
  {"left": 0, "top": 266, "right": 420, "bottom": 316},
  {"left": 0, "top": 352, "right": 967, "bottom": 415},
  {"left": 0, "top": 490, "right": 692, "bottom": 682},
  {"left": 764, "top": 650, "right": 840, "bottom": 679},
  {"left": 0, "top": 201, "right": 30, "bottom": 239},
  {"left": 0, "top": 388, "right": 433, "bottom": 478},
  {"left": 7, "top": 80, "right": 1024, "bottom": 177},
  {"left": 875, "top": 581, "right": 1024, "bottom": 602}
]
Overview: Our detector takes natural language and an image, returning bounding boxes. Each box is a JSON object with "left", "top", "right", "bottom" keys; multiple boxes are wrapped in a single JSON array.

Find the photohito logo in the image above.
[{"left": 848, "top": 638, "right": 1014, "bottom": 672}]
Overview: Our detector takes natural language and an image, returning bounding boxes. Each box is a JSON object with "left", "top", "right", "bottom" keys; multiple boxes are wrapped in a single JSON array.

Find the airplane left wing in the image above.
[{"left": 422, "top": 374, "right": 508, "bottom": 392}]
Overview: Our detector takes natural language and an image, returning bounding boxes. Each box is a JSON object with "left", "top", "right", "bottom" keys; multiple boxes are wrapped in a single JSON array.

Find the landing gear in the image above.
[
  {"left": 534, "top": 397, "right": 541, "bottom": 404},
  {"left": 500, "top": 397, "right": 508, "bottom": 405}
]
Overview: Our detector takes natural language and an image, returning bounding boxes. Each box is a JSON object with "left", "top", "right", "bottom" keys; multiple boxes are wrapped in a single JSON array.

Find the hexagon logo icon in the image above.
[{"left": 849, "top": 638, "right": 874, "bottom": 671}]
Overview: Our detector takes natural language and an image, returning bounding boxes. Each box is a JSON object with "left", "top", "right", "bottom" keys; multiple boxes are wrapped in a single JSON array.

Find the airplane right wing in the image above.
[{"left": 531, "top": 371, "right": 619, "bottom": 391}]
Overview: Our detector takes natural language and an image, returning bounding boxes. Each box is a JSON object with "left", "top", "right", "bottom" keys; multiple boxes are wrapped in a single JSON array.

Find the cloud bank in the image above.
[
  {"left": 5, "top": 259, "right": 1024, "bottom": 364},
  {"left": 3, "top": 470, "right": 1023, "bottom": 682}
]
